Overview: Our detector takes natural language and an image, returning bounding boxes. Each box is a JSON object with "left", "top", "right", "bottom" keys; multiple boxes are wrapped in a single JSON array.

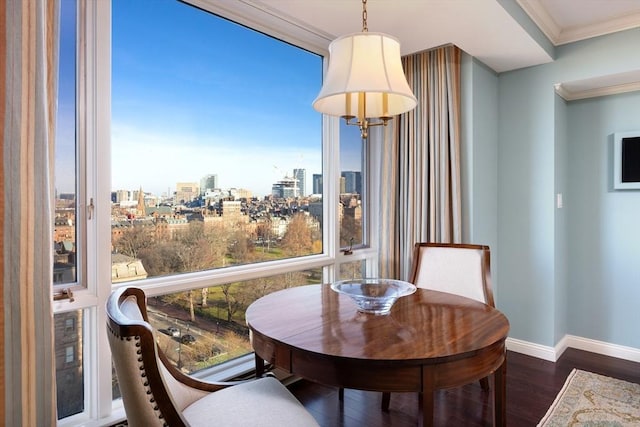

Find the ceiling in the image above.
[{"left": 251, "top": 0, "right": 640, "bottom": 73}]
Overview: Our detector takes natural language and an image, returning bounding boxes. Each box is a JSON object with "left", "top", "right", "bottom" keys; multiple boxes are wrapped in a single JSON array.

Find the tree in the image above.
[
  {"left": 281, "top": 213, "right": 313, "bottom": 256},
  {"left": 201, "top": 287, "right": 209, "bottom": 308},
  {"left": 220, "top": 283, "right": 245, "bottom": 322},
  {"left": 114, "top": 223, "right": 154, "bottom": 259},
  {"left": 138, "top": 240, "right": 182, "bottom": 277},
  {"left": 255, "top": 217, "right": 274, "bottom": 253},
  {"left": 227, "top": 223, "right": 254, "bottom": 264},
  {"left": 340, "top": 214, "right": 361, "bottom": 248},
  {"left": 282, "top": 271, "right": 307, "bottom": 289}
]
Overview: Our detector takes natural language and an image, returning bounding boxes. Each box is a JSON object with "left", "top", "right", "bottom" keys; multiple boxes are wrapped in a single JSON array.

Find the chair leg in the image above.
[
  {"left": 480, "top": 376, "right": 490, "bottom": 391},
  {"left": 338, "top": 387, "right": 344, "bottom": 401},
  {"left": 381, "top": 392, "right": 390, "bottom": 411}
]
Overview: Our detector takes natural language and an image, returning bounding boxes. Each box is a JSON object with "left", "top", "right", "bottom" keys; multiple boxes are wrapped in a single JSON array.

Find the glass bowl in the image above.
[{"left": 330, "top": 278, "right": 417, "bottom": 315}]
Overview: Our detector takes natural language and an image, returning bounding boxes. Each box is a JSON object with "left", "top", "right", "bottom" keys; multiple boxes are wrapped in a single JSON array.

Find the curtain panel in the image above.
[
  {"left": 2, "top": 0, "right": 58, "bottom": 425},
  {"left": 379, "top": 45, "right": 462, "bottom": 281}
]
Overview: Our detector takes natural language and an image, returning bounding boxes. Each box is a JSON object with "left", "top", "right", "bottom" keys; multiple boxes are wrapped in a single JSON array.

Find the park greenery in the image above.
[{"left": 113, "top": 213, "right": 333, "bottom": 371}]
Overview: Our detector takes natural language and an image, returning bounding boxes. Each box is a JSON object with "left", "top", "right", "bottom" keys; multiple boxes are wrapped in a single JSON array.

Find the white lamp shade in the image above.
[{"left": 313, "top": 32, "right": 417, "bottom": 119}]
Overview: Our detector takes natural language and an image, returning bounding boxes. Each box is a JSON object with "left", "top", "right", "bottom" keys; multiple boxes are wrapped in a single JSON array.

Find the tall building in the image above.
[
  {"left": 271, "top": 176, "right": 298, "bottom": 198},
  {"left": 293, "top": 168, "right": 306, "bottom": 197},
  {"left": 341, "top": 171, "right": 362, "bottom": 194},
  {"left": 312, "top": 174, "right": 322, "bottom": 194},
  {"left": 200, "top": 174, "right": 218, "bottom": 195}
]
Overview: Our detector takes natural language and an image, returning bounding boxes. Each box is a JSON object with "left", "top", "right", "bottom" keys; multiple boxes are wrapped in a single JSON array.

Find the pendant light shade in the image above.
[
  {"left": 312, "top": 0, "right": 417, "bottom": 138},
  {"left": 313, "top": 32, "right": 417, "bottom": 122}
]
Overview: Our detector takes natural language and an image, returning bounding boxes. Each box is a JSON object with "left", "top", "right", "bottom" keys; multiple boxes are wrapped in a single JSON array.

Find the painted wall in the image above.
[
  {"left": 461, "top": 54, "right": 500, "bottom": 290},
  {"left": 566, "top": 91, "right": 640, "bottom": 348},
  {"left": 496, "top": 27, "right": 640, "bottom": 348},
  {"left": 554, "top": 94, "right": 568, "bottom": 344}
]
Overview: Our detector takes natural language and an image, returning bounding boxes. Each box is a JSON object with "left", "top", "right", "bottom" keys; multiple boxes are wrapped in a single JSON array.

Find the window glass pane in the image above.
[
  {"left": 339, "top": 123, "right": 364, "bottom": 248},
  {"left": 55, "top": 310, "right": 84, "bottom": 418},
  {"left": 339, "top": 260, "right": 365, "bottom": 280},
  {"left": 111, "top": 0, "right": 323, "bottom": 281},
  {"left": 54, "top": 0, "right": 77, "bottom": 285},
  {"left": 145, "top": 270, "right": 321, "bottom": 373}
]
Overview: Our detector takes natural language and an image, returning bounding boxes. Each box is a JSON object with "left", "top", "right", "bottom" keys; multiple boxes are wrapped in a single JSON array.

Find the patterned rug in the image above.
[{"left": 538, "top": 369, "right": 640, "bottom": 426}]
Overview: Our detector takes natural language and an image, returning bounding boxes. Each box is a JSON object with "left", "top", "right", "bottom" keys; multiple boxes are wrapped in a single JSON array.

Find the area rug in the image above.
[{"left": 538, "top": 369, "right": 640, "bottom": 426}]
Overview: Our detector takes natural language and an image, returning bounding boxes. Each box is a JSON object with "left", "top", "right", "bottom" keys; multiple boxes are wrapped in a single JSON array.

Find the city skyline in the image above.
[
  {"left": 55, "top": 0, "right": 362, "bottom": 199},
  {"left": 109, "top": 167, "right": 316, "bottom": 201},
  {"left": 107, "top": 167, "right": 362, "bottom": 201}
]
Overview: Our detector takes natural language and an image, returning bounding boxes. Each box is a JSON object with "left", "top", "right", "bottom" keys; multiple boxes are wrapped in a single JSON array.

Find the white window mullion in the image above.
[
  {"left": 93, "top": 0, "right": 114, "bottom": 420},
  {"left": 322, "top": 111, "right": 340, "bottom": 283},
  {"left": 81, "top": 0, "right": 114, "bottom": 421}
]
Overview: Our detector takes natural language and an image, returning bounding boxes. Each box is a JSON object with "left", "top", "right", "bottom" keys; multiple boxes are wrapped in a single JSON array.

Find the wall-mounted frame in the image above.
[{"left": 613, "top": 131, "right": 640, "bottom": 190}]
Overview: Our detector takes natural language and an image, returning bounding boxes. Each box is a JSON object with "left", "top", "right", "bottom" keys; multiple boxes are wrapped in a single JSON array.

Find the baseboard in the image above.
[
  {"left": 506, "top": 337, "right": 558, "bottom": 361},
  {"left": 563, "top": 335, "right": 640, "bottom": 363},
  {"left": 506, "top": 335, "right": 640, "bottom": 363}
]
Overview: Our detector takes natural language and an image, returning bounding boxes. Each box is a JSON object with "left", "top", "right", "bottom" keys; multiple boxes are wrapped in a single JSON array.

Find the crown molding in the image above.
[
  {"left": 556, "top": 11, "right": 640, "bottom": 45},
  {"left": 516, "top": 0, "right": 561, "bottom": 44},
  {"left": 517, "top": 0, "right": 640, "bottom": 46},
  {"left": 555, "top": 70, "right": 640, "bottom": 101}
]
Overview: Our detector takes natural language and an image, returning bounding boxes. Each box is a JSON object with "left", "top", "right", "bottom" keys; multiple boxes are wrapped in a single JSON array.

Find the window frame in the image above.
[{"left": 54, "top": 1, "right": 381, "bottom": 424}]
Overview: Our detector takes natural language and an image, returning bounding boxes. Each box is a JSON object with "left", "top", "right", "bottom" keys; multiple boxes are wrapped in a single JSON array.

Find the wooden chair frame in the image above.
[{"left": 106, "top": 287, "right": 242, "bottom": 426}]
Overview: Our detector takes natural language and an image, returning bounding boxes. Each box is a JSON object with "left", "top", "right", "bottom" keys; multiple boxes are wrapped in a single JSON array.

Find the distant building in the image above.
[
  {"left": 175, "top": 182, "right": 199, "bottom": 204},
  {"left": 272, "top": 176, "right": 298, "bottom": 198},
  {"left": 111, "top": 253, "right": 149, "bottom": 283},
  {"left": 293, "top": 168, "right": 306, "bottom": 197},
  {"left": 200, "top": 174, "right": 218, "bottom": 195},
  {"left": 55, "top": 310, "right": 83, "bottom": 418},
  {"left": 341, "top": 171, "right": 362, "bottom": 194},
  {"left": 136, "top": 187, "right": 146, "bottom": 217},
  {"left": 308, "top": 201, "right": 323, "bottom": 223},
  {"left": 113, "top": 189, "right": 130, "bottom": 203},
  {"left": 221, "top": 200, "right": 242, "bottom": 217},
  {"left": 312, "top": 174, "right": 322, "bottom": 194}
]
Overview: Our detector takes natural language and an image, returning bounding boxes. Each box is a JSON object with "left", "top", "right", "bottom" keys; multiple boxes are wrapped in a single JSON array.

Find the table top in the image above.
[{"left": 246, "top": 284, "right": 509, "bottom": 364}]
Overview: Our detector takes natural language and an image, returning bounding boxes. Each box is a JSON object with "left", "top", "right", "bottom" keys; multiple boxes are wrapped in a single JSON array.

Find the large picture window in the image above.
[
  {"left": 53, "top": 0, "right": 376, "bottom": 424},
  {"left": 111, "top": 0, "right": 323, "bottom": 278}
]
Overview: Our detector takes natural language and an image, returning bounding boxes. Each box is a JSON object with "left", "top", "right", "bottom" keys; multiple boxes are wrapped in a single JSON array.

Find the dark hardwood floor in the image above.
[{"left": 288, "top": 348, "right": 640, "bottom": 426}]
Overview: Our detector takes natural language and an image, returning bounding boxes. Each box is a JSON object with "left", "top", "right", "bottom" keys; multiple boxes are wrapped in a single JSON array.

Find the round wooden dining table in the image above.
[{"left": 246, "top": 284, "right": 510, "bottom": 427}]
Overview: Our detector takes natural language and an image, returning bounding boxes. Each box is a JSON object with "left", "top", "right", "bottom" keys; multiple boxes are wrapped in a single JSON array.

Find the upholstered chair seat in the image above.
[{"left": 107, "top": 286, "right": 319, "bottom": 427}]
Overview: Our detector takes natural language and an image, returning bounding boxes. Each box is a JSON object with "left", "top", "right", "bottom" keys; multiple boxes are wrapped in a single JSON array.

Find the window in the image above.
[
  {"left": 339, "top": 123, "right": 366, "bottom": 249},
  {"left": 66, "top": 346, "right": 75, "bottom": 363},
  {"left": 53, "top": 0, "right": 78, "bottom": 286},
  {"left": 53, "top": 0, "right": 378, "bottom": 424}
]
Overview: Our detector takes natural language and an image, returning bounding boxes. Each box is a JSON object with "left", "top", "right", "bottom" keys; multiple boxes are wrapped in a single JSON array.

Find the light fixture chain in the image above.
[{"left": 362, "top": 0, "right": 368, "bottom": 32}]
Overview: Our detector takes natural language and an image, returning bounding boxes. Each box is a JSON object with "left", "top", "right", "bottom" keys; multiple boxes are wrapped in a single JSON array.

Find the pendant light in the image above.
[{"left": 312, "top": 0, "right": 417, "bottom": 139}]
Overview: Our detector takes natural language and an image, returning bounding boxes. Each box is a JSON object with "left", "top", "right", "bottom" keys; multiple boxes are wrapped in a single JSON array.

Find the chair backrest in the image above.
[
  {"left": 408, "top": 243, "right": 494, "bottom": 307},
  {"left": 106, "top": 287, "right": 188, "bottom": 427}
]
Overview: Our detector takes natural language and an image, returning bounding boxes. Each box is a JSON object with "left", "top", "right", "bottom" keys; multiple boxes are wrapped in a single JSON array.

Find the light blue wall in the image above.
[
  {"left": 498, "top": 66, "right": 557, "bottom": 345},
  {"left": 566, "top": 91, "right": 640, "bottom": 348},
  {"left": 461, "top": 54, "right": 499, "bottom": 289},
  {"left": 495, "top": 27, "right": 640, "bottom": 347},
  {"left": 554, "top": 94, "right": 568, "bottom": 344}
]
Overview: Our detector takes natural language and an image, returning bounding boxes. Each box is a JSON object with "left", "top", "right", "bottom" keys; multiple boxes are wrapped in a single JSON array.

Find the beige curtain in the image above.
[
  {"left": 379, "top": 45, "right": 462, "bottom": 280},
  {"left": 2, "top": 0, "right": 58, "bottom": 425}
]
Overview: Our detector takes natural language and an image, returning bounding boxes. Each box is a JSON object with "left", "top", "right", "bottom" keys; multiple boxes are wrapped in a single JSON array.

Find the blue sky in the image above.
[
  {"left": 110, "top": 0, "right": 360, "bottom": 198},
  {"left": 56, "top": 0, "right": 362, "bottom": 199}
]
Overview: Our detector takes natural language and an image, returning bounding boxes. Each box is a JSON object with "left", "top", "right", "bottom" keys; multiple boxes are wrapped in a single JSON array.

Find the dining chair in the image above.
[
  {"left": 106, "top": 286, "right": 319, "bottom": 427},
  {"left": 381, "top": 242, "right": 494, "bottom": 411},
  {"left": 409, "top": 242, "right": 494, "bottom": 306}
]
